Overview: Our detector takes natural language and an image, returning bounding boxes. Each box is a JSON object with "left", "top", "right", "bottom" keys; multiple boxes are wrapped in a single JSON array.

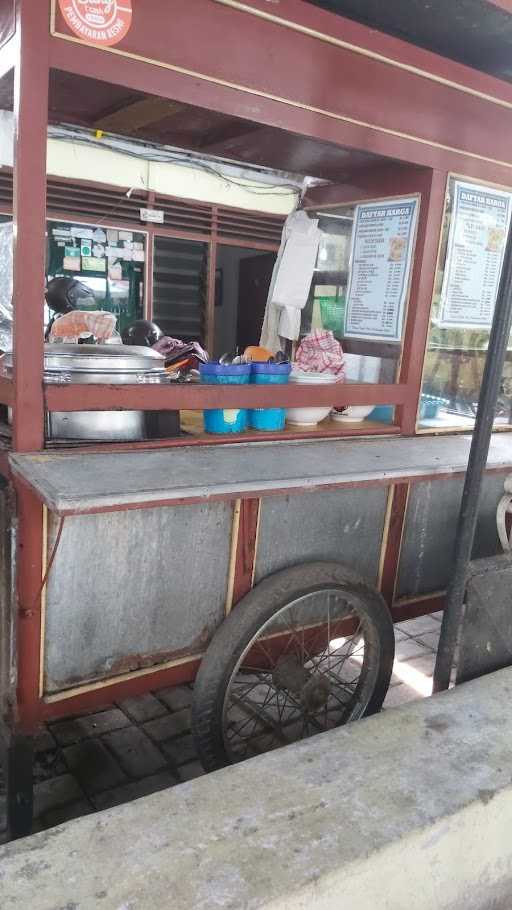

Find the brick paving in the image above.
[{"left": 0, "top": 614, "right": 442, "bottom": 841}]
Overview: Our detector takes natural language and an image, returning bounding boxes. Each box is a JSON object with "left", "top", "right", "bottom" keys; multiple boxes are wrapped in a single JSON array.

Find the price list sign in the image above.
[
  {"left": 344, "top": 197, "right": 418, "bottom": 341},
  {"left": 439, "top": 181, "right": 512, "bottom": 329}
]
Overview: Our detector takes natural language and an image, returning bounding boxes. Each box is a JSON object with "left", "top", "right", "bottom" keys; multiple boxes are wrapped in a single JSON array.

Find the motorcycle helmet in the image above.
[
  {"left": 45, "top": 277, "right": 95, "bottom": 314},
  {"left": 121, "top": 319, "right": 163, "bottom": 347}
]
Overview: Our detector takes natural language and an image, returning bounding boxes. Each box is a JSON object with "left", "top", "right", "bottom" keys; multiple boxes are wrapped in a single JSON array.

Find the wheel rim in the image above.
[{"left": 222, "top": 585, "right": 381, "bottom": 762}]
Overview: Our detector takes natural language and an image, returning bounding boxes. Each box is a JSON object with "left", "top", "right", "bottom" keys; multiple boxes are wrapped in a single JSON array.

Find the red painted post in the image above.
[
  {"left": 12, "top": 0, "right": 50, "bottom": 452},
  {"left": 11, "top": 0, "right": 51, "bottom": 732},
  {"left": 397, "top": 170, "right": 447, "bottom": 433}
]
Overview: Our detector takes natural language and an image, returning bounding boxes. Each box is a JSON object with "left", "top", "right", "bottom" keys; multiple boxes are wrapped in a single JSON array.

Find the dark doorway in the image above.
[
  {"left": 214, "top": 246, "right": 276, "bottom": 358},
  {"left": 237, "top": 252, "right": 276, "bottom": 351}
]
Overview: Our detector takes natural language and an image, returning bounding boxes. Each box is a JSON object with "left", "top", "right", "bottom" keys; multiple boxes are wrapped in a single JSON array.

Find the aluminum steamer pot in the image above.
[{"left": 1, "top": 344, "right": 170, "bottom": 442}]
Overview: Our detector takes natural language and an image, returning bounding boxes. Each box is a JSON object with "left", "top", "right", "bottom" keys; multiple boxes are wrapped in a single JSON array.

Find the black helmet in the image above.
[
  {"left": 121, "top": 319, "right": 163, "bottom": 347},
  {"left": 45, "top": 277, "right": 95, "bottom": 314}
]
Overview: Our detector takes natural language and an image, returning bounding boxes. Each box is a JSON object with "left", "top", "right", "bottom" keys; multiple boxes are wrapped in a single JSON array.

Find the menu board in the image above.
[
  {"left": 344, "top": 197, "right": 418, "bottom": 341},
  {"left": 438, "top": 180, "right": 512, "bottom": 329}
]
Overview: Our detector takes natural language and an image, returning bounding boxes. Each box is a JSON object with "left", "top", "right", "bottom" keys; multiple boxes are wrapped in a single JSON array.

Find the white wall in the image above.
[
  {"left": 45, "top": 139, "right": 296, "bottom": 216},
  {"left": 0, "top": 106, "right": 296, "bottom": 215}
]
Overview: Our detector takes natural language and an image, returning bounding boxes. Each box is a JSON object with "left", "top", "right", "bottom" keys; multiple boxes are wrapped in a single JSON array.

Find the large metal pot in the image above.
[{"left": 1, "top": 344, "right": 171, "bottom": 442}]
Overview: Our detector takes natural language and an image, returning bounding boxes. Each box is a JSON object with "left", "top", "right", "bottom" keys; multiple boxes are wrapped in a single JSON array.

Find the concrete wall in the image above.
[{"left": 2, "top": 668, "right": 512, "bottom": 908}]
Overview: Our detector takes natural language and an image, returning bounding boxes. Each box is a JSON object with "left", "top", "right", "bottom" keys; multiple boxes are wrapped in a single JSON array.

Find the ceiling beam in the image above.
[
  {"left": 199, "top": 122, "right": 263, "bottom": 154},
  {"left": 94, "top": 97, "right": 184, "bottom": 135}
]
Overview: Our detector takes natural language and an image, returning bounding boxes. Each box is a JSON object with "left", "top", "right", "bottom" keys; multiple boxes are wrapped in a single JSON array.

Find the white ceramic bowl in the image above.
[
  {"left": 286, "top": 405, "right": 333, "bottom": 427},
  {"left": 331, "top": 405, "right": 373, "bottom": 423},
  {"left": 287, "top": 370, "right": 336, "bottom": 426}
]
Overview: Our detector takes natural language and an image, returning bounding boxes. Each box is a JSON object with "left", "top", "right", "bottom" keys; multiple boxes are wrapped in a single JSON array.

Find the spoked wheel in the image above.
[{"left": 192, "top": 562, "right": 395, "bottom": 771}]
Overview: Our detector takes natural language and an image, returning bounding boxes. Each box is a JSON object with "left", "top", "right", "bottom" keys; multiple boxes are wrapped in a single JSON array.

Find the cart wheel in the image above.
[{"left": 192, "top": 562, "right": 395, "bottom": 772}]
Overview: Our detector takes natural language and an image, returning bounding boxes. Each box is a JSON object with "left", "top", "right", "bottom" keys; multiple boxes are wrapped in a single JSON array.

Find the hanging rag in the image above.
[
  {"left": 294, "top": 329, "right": 345, "bottom": 380},
  {"left": 260, "top": 209, "right": 321, "bottom": 352}
]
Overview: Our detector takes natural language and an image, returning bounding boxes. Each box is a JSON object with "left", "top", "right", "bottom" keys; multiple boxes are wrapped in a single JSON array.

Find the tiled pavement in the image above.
[{"left": 0, "top": 612, "right": 441, "bottom": 842}]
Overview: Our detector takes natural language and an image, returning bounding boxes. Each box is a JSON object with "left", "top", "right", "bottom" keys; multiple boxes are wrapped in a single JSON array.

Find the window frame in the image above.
[{"left": 416, "top": 171, "right": 512, "bottom": 435}]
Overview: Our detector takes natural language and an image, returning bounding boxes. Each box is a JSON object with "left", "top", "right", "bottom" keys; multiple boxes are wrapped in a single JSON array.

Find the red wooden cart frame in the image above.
[{"left": 3, "top": 0, "right": 512, "bottom": 729}]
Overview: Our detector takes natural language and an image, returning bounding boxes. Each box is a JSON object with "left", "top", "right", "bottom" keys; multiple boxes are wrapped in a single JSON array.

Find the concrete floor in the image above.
[{"left": 0, "top": 612, "right": 441, "bottom": 841}]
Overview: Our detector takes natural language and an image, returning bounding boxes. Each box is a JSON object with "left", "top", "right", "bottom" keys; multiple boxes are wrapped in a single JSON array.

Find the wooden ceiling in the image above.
[{"left": 0, "top": 69, "right": 396, "bottom": 182}]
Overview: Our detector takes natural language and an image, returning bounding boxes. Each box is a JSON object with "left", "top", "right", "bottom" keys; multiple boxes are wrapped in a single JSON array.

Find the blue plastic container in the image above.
[
  {"left": 370, "top": 394, "right": 449, "bottom": 426},
  {"left": 249, "top": 362, "right": 291, "bottom": 431},
  {"left": 200, "top": 362, "right": 251, "bottom": 434},
  {"left": 369, "top": 405, "right": 394, "bottom": 424}
]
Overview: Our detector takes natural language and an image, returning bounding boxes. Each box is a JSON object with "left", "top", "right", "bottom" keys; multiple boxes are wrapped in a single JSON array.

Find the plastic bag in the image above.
[{"left": 49, "top": 310, "right": 117, "bottom": 343}]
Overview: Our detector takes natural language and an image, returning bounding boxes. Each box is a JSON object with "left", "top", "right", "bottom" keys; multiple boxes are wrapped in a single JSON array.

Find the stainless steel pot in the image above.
[{"left": 1, "top": 344, "right": 171, "bottom": 442}]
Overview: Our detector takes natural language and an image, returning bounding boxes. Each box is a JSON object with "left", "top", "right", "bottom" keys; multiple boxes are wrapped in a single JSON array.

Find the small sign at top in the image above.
[
  {"left": 139, "top": 208, "right": 165, "bottom": 224},
  {"left": 58, "top": 1, "right": 133, "bottom": 48}
]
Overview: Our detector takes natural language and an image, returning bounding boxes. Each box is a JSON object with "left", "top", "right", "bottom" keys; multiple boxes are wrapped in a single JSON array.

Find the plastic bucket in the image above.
[
  {"left": 200, "top": 362, "right": 251, "bottom": 434},
  {"left": 419, "top": 393, "right": 449, "bottom": 420},
  {"left": 249, "top": 362, "right": 291, "bottom": 431}
]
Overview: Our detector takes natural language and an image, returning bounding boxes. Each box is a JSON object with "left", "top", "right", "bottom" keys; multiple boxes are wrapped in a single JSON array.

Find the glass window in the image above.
[
  {"left": 302, "top": 198, "right": 419, "bottom": 386},
  {"left": 419, "top": 176, "right": 512, "bottom": 430},
  {"left": 152, "top": 236, "right": 208, "bottom": 345},
  {"left": 46, "top": 221, "right": 146, "bottom": 335}
]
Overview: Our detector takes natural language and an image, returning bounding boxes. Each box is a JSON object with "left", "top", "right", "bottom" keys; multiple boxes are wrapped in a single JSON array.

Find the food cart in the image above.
[{"left": 2, "top": 0, "right": 512, "bottom": 835}]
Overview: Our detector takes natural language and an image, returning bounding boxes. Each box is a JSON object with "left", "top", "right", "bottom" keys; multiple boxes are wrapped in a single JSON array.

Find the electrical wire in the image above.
[{"left": 49, "top": 126, "right": 304, "bottom": 197}]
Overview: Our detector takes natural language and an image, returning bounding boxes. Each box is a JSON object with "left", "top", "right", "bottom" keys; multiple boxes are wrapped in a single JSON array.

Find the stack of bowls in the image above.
[{"left": 286, "top": 369, "right": 337, "bottom": 427}]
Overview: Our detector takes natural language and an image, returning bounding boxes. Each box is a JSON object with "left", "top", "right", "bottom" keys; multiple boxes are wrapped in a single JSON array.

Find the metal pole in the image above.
[{"left": 433, "top": 222, "right": 512, "bottom": 693}]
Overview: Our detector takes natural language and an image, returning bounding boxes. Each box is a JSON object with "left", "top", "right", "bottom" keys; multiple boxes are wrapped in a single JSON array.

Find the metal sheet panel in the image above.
[
  {"left": 44, "top": 501, "right": 233, "bottom": 694},
  {"left": 457, "top": 554, "right": 512, "bottom": 685},
  {"left": 457, "top": 554, "right": 512, "bottom": 683},
  {"left": 396, "top": 472, "right": 505, "bottom": 599},
  {"left": 254, "top": 487, "right": 389, "bottom": 585}
]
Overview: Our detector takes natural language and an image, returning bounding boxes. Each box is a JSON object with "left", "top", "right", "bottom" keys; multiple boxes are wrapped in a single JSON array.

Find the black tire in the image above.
[{"left": 192, "top": 562, "right": 395, "bottom": 772}]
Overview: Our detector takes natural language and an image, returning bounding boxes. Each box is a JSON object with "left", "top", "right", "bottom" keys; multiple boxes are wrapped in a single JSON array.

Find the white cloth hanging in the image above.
[{"left": 260, "top": 210, "right": 321, "bottom": 352}]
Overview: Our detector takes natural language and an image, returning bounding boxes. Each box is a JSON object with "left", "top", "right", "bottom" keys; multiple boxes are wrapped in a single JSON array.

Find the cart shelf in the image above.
[{"left": 10, "top": 433, "right": 512, "bottom": 517}]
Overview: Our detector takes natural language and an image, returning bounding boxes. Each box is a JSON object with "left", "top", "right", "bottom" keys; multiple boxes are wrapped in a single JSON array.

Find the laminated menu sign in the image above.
[
  {"left": 438, "top": 181, "right": 512, "bottom": 329},
  {"left": 344, "top": 197, "right": 418, "bottom": 341}
]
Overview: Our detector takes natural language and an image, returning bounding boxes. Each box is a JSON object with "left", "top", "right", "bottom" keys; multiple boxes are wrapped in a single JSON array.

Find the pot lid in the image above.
[
  {"left": 44, "top": 343, "right": 164, "bottom": 369},
  {"left": 1, "top": 344, "right": 166, "bottom": 374}
]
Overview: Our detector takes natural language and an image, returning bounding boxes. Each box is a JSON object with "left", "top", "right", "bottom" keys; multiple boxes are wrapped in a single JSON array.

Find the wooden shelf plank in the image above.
[{"left": 45, "top": 381, "right": 406, "bottom": 412}]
